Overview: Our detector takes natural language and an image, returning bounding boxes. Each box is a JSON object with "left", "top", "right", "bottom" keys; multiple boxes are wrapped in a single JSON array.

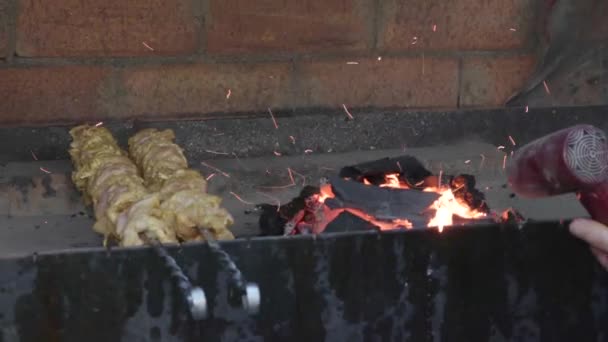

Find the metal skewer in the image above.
[
  {"left": 145, "top": 237, "right": 208, "bottom": 320},
  {"left": 198, "top": 228, "right": 261, "bottom": 315}
]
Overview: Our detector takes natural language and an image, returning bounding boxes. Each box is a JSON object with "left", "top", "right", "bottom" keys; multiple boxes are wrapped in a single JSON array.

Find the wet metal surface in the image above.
[{"left": 0, "top": 221, "right": 607, "bottom": 342}]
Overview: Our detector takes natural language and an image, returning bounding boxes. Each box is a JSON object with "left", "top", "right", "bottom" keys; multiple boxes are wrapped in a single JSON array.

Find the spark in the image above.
[
  {"left": 40, "top": 167, "right": 51, "bottom": 174},
  {"left": 525, "top": 105, "right": 529, "bottom": 113},
  {"left": 142, "top": 42, "right": 154, "bottom": 51},
  {"left": 497, "top": 145, "right": 505, "bottom": 150},
  {"left": 346, "top": 61, "right": 359, "bottom": 65},
  {"left": 256, "top": 191, "right": 281, "bottom": 211},
  {"left": 30, "top": 150, "right": 38, "bottom": 161},
  {"left": 438, "top": 169, "right": 443, "bottom": 188},
  {"left": 287, "top": 168, "right": 296, "bottom": 185},
  {"left": 411, "top": 36, "right": 418, "bottom": 45},
  {"left": 465, "top": 160, "right": 471, "bottom": 164},
  {"left": 304, "top": 149, "right": 313, "bottom": 154},
  {"left": 226, "top": 89, "right": 231, "bottom": 99},
  {"left": 229, "top": 191, "right": 254, "bottom": 205},
  {"left": 200, "top": 161, "right": 230, "bottom": 178},
  {"left": 268, "top": 108, "right": 279, "bottom": 129},
  {"left": 289, "top": 135, "right": 296, "bottom": 144},
  {"left": 479, "top": 153, "right": 486, "bottom": 169},
  {"left": 319, "top": 166, "right": 336, "bottom": 171},
  {"left": 377, "top": 56, "right": 382, "bottom": 61},
  {"left": 397, "top": 161, "right": 402, "bottom": 172},
  {"left": 289, "top": 168, "right": 307, "bottom": 186},
  {"left": 273, "top": 151, "right": 282, "bottom": 156},
  {"left": 342, "top": 104, "right": 354, "bottom": 120},
  {"left": 433, "top": 24, "right": 437, "bottom": 32},
  {"left": 542, "top": 80, "right": 551, "bottom": 94},
  {"left": 503, "top": 155, "right": 507, "bottom": 170},
  {"left": 204, "top": 149, "right": 229, "bottom": 155},
  {"left": 205, "top": 173, "right": 216, "bottom": 181},
  {"left": 508, "top": 135, "right": 516, "bottom": 146},
  {"left": 95, "top": 121, "right": 103, "bottom": 127},
  {"left": 509, "top": 28, "right": 517, "bottom": 31}
]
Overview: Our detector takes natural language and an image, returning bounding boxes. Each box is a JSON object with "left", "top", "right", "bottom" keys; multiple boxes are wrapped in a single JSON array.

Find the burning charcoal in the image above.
[
  {"left": 339, "top": 155, "right": 432, "bottom": 186},
  {"left": 500, "top": 208, "right": 526, "bottom": 224},
  {"left": 450, "top": 175, "right": 490, "bottom": 214},
  {"left": 323, "top": 211, "right": 379, "bottom": 233},
  {"left": 258, "top": 186, "right": 320, "bottom": 236},
  {"left": 258, "top": 204, "right": 288, "bottom": 236},
  {"left": 325, "top": 176, "right": 439, "bottom": 227}
]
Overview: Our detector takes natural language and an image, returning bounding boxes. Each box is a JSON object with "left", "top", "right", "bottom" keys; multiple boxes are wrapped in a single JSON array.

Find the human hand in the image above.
[{"left": 570, "top": 218, "right": 608, "bottom": 271}]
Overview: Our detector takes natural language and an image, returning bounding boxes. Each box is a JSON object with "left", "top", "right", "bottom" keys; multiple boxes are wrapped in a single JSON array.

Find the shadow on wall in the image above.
[{"left": 506, "top": 0, "right": 608, "bottom": 108}]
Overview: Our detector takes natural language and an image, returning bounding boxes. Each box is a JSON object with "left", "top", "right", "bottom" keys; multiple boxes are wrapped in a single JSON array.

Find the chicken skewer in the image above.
[
  {"left": 69, "top": 125, "right": 208, "bottom": 319},
  {"left": 128, "top": 128, "right": 235, "bottom": 241},
  {"left": 128, "top": 128, "right": 259, "bottom": 314}
]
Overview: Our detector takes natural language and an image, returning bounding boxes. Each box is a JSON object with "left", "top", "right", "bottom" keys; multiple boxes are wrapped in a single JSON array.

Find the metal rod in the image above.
[
  {"left": 199, "top": 228, "right": 261, "bottom": 315},
  {"left": 146, "top": 238, "right": 208, "bottom": 320}
]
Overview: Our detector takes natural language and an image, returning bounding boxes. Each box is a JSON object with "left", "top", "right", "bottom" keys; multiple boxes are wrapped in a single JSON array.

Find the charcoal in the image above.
[
  {"left": 258, "top": 185, "right": 320, "bottom": 236},
  {"left": 326, "top": 176, "right": 439, "bottom": 226},
  {"left": 450, "top": 175, "right": 490, "bottom": 214},
  {"left": 339, "top": 155, "right": 432, "bottom": 186},
  {"left": 323, "top": 211, "right": 379, "bottom": 233}
]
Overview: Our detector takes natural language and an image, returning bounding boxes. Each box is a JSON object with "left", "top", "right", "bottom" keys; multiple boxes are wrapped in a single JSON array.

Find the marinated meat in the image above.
[
  {"left": 128, "top": 128, "right": 235, "bottom": 241},
  {"left": 69, "top": 125, "right": 178, "bottom": 246}
]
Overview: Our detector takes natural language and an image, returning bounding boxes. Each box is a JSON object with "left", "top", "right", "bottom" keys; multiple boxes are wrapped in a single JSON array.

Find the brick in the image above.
[
  {"left": 207, "top": 0, "right": 373, "bottom": 54},
  {"left": 295, "top": 57, "right": 459, "bottom": 108},
  {"left": 379, "top": 0, "right": 534, "bottom": 51},
  {"left": 121, "top": 62, "right": 292, "bottom": 117},
  {"left": 0, "top": 0, "right": 10, "bottom": 57},
  {"left": 16, "top": 0, "right": 200, "bottom": 57},
  {"left": 460, "top": 55, "right": 537, "bottom": 107},
  {"left": 0, "top": 66, "right": 113, "bottom": 125}
]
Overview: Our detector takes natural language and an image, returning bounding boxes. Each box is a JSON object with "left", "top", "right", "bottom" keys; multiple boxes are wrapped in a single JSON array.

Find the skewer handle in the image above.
[
  {"left": 199, "top": 228, "right": 261, "bottom": 315},
  {"left": 151, "top": 240, "right": 208, "bottom": 320}
]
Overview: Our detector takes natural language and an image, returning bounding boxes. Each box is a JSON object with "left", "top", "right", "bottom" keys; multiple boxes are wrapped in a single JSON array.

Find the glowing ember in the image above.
[
  {"left": 313, "top": 172, "right": 487, "bottom": 233},
  {"left": 268, "top": 108, "right": 279, "bottom": 129},
  {"left": 508, "top": 135, "right": 516, "bottom": 146},
  {"left": 200, "top": 161, "right": 230, "bottom": 178},
  {"left": 543, "top": 80, "right": 551, "bottom": 94},
  {"left": 342, "top": 104, "right": 354, "bottom": 120},
  {"left": 142, "top": 42, "right": 154, "bottom": 51},
  {"left": 230, "top": 191, "right": 254, "bottom": 205}
]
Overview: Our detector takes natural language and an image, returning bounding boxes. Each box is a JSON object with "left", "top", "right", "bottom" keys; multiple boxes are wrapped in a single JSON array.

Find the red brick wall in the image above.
[{"left": 0, "top": 0, "right": 558, "bottom": 126}]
